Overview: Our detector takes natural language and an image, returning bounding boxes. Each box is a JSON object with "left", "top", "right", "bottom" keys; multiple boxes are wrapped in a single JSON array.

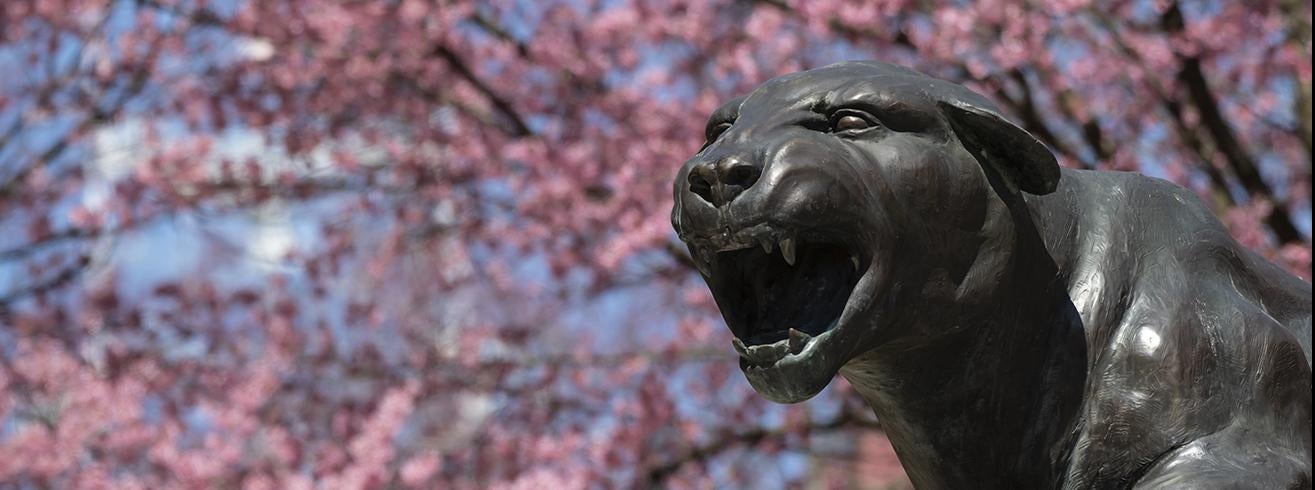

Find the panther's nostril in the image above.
[
  {"left": 686, "top": 155, "right": 761, "bottom": 207},
  {"left": 688, "top": 167, "right": 717, "bottom": 205},
  {"left": 724, "top": 163, "right": 760, "bottom": 189}
]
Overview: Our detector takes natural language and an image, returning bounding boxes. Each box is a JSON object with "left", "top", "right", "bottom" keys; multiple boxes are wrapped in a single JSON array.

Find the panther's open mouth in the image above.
[{"left": 690, "top": 225, "right": 865, "bottom": 370}]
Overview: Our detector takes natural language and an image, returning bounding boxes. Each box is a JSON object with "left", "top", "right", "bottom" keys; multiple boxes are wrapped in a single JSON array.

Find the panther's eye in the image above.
[
  {"left": 829, "top": 110, "right": 877, "bottom": 133},
  {"left": 835, "top": 115, "right": 868, "bottom": 131},
  {"left": 707, "top": 122, "right": 733, "bottom": 142}
]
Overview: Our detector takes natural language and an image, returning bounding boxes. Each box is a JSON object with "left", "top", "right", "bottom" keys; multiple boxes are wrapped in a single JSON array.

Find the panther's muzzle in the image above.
[{"left": 672, "top": 128, "right": 887, "bottom": 403}]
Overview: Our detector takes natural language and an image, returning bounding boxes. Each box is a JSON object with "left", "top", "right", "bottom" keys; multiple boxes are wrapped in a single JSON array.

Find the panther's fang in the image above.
[
  {"left": 788, "top": 328, "right": 809, "bottom": 353},
  {"left": 780, "top": 238, "right": 796, "bottom": 266}
]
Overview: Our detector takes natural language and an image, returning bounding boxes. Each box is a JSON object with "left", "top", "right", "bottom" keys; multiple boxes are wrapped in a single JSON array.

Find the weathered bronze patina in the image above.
[{"left": 671, "top": 61, "right": 1312, "bottom": 488}]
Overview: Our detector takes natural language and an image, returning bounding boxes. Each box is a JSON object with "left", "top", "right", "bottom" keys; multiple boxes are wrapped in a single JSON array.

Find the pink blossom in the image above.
[{"left": 0, "top": 1, "right": 1307, "bottom": 488}]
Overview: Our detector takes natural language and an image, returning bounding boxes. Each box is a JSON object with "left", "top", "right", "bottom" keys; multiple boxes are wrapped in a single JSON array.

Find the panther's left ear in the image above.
[{"left": 938, "top": 100, "right": 1059, "bottom": 195}]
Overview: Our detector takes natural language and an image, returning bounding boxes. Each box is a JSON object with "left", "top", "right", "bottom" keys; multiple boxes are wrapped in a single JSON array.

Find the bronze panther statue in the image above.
[{"left": 670, "top": 61, "right": 1312, "bottom": 488}]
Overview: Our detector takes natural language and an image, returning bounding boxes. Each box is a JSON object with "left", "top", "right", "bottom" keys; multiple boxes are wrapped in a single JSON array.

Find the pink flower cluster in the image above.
[{"left": 0, "top": 0, "right": 1308, "bottom": 487}]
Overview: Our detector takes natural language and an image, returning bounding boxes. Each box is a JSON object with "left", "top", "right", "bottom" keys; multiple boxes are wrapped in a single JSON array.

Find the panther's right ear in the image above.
[{"left": 938, "top": 100, "right": 1059, "bottom": 195}]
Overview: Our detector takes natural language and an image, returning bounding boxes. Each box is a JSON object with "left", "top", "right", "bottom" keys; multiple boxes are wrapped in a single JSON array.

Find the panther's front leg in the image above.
[
  {"left": 1133, "top": 428, "right": 1311, "bottom": 489},
  {"left": 1130, "top": 300, "right": 1312, "bottom": 489}
]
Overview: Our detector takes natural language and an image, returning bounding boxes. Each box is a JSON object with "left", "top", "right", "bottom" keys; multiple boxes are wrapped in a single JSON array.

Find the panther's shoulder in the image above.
[
  {"left": 1023, "top": 168, "right": 1224, "bottom": 302},
  {"left": 1033, "top": 168, "right": 1312, "bottom": 363},
  {"left": 1026, "top": 168, "right": 1226, "bottom": 250}
]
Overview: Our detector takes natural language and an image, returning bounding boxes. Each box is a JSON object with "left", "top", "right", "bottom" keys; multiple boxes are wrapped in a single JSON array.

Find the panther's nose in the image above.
[{"left": 686, "top": 155, "right": 761, "bottom": 207}]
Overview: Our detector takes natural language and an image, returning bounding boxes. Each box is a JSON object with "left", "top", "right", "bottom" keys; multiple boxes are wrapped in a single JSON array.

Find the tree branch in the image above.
[
  {"left": 431, "top": 45, "right": 534, "bottom": 137},
  {"left": 468, "top": 13, "right": 529, "bottom": 57},
  {"left": 0, "top": 23, "right": 156, "bottom": 198},
  {"left": 1161, "top": 98, "right": 1239, "bottom": 207},
  {"left": 664, "top": 240, "right": 696, "bottom": 270},
  {"left": 0, "top": 228, "right": 96, "bottom": 263},
  {"left": 1161, "top": 3, "right": 1304, "bottom": 243},
  {"left": 640, "top": 408, "right": 882, "bottom": 487},
  {"left": 996, "top": 70, "right": 1089, "bottom": 167},
  {"left": 1279, "top": 0, "right": 1313, "bottom": 160},
  {"left": 1088, "top": 13, "right": 1237, "bottom": 211},
  {"left": 0, "top": 257, "right": 88, "bottom": 309}
]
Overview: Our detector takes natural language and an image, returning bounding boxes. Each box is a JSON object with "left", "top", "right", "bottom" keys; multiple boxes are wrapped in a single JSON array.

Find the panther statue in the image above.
[{"left": 670, "top": 61, "right": 1312, "bottom": 489}]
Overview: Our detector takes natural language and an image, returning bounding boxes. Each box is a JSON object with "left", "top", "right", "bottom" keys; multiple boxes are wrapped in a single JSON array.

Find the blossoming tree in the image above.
[{"left": 0, "top": 0, "right": 1309, "bottom": 487}]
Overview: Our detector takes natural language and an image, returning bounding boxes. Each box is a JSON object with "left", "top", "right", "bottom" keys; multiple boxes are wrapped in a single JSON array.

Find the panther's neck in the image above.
[{"left": 840, "top": 206, "right": 1088, "bottom": 489}]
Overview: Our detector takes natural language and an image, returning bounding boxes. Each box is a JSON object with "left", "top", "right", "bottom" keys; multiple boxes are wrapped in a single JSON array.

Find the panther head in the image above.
[{"left": 671, "top": 61, "right": 1059, "bottom": 402}]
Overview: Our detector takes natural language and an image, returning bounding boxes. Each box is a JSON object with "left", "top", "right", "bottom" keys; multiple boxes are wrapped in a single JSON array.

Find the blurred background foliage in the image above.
[{"left": 0, "top": 0, "right": 1309, "bottom": 488}]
